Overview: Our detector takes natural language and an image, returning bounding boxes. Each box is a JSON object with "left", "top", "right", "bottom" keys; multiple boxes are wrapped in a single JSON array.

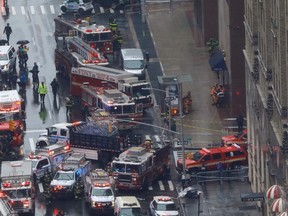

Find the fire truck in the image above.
[
  {"left": 25, "top": 143, "right": 72, "bottom": 181},
  {"left": 55, "top": 35, "right": 109, "bottom": 78},
  {"left": 84, "top": 169, "right": 115, "bottom": 214},
  {"left": 176, "top": 144, "right": 248, "bottom": 174},
  {"left": 0, "top": 160, "right": 35, "bottom": 215},
  {"left": 0, "top": 90, "right": 24, "bottom": 147},
  {"left": 50, "top": 153, "right": 91, "bottom": 198},
  {"left": 112, "top": 135, "right": 171, "bottom": 190},
  {"left": 54, "top": 17, "right": 113, "bottom": 55},
  {"left": 71, "top": 66, "right": 153, "bottom": 110}
]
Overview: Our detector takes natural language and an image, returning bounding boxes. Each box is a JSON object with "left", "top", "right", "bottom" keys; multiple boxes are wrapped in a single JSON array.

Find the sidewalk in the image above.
[{"left": 127, "top": 1, "right": 261, "bottom": 216}]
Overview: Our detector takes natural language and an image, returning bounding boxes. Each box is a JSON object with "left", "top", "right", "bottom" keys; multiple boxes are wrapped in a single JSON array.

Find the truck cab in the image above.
[
  {"left": 114, "top": 196, "right": 143, "bottom": 216},
  {"left": 84, "top": 169, "right": 115, "bottom": 214},
  {"left": 221, "top": 129, "right": 248, "bottom": 150},
  {"left": 25, "top": 143, "right": 72, "bottom": 180},
  {"left": 50, "top": 153, "right": 91, "bottom": 198},
  {"left": 0, "top": 160, "right": 35, "bottom": 215}
]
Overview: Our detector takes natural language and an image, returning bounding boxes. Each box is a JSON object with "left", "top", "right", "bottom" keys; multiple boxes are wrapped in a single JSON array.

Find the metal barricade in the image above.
[{"left": 192, "top": 167, "right": 249, "bottom": 184}]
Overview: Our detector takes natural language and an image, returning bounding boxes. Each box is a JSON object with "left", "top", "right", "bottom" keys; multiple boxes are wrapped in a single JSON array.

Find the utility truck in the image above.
[
  {"left": 84, "top": 169, "right": 115, "bottom": 214},
  {"left": 112, "top": 135, "right": 171, "bottom": 190},
  {"left": 37, "top": 121, "right": 134, "bottom": 163},
  {"left": 0, "top": 161, "right": 35, "bottom": 215},
  {"left": 50, "top": 153, "right": 91, "bottom": 198},
  {"left": 25, "top": 143, "right": 72, "bottom": 181}
]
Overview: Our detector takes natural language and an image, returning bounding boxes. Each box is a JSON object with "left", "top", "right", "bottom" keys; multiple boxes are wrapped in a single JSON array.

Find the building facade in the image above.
[{"left": 244, "top": 0, "right": 288, "bottom": 215}]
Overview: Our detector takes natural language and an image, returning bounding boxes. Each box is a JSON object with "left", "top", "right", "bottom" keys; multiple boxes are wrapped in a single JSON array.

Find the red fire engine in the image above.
[
  {"left": 177, "top": 144, "right": 248, "bottom": 174},
  {"left": 0, "top": 90, "right": 24, "bottom": 147},
  {"left": 70, "top": 66, "right": 153, "bottom": 109},
  {"left": 112, "top": 135, "right": 171, "bottom": 190},
  {"left": 54, "top": 17, "right": 113, "bottom": 55}
]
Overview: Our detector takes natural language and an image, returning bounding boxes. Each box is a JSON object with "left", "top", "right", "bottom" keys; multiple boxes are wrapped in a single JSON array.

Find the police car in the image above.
[
  {"left": 60, "top": 0, "right": 93, "bottom": 14},
  {"left": 149, "top": 196, "right": 179, "bottom": 216}
]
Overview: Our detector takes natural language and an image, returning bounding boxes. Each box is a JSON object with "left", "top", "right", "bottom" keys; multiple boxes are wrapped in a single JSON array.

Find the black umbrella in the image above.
[
  {"left": 16, "top": 40, "right": 30, "bottom": 45},
  {"left": 0, "top": 39, "right": 8, "bottom": 45}
]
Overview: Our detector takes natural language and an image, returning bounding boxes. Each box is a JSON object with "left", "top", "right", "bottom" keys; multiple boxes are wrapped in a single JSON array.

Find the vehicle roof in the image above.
[
  {"left": 0, "top": 45, "right": 12, "bottom": 53},
  {"left": 153, "top": 196, "right": 175, "bottom": 204},
  {"left": 121, "top": 48, "right": 144, "bottom": 60},
  {"left": 1, "top": 161, "right": 32, "bottom": 178},
  {"left": 51, "top": 122, "right": 72, "bottom": 129},
  {"left": 116, "top": 196, "right": 140, "bottom": 208},
  {"left": 200, "top": 145, "right": 244, "bottom": 154},
  {"left": 117, "top": 147, "right": 153, "bottom": 164},
  {"left": 0, "top": 90, "right": 21, "bottom": 103}
]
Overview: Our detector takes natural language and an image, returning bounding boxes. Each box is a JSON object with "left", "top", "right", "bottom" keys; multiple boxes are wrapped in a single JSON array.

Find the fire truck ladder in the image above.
[
  {"left": 68, "top": 37, "right": 107, "bottom": 65},
  {"left": 0, "top": 198, "right": 18, "bottom": 216}
]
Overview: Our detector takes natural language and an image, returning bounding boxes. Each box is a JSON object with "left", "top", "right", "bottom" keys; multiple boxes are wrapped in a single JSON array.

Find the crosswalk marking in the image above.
[
  {"left": 168, "top": 180, "right": 174, "bottom": 191},
  {"left": 120, "top": 10, "right": 124, "bottom": 14},
  {"left": 29, "top": 137, "right": 35, "bottom": 152},
  {"left": 99, "top": 6, "right": 105, "bottom": 13},
  {"left": 21, "top": 6, "right": 26, "bottom": 15},
  {"left": 148, "top": 185, "right": 153, "bottom": 191},
  {"left": 11, "top": 6, "right": 16, "bottom": 15},
  {"left": 110, "top": 8, "right": 114, "bottom": 13},
  {"left": 30, "top": 6, "right": 35, "bottom": 15},
  {"left": 50, "top": 5, "right": 55, "bottom": 14},
  {"left": 158, "top": 180, "right": 164, "bottom": 190},
  {"left": 40, "top": 5, "right": 46, "bottom": 14}
]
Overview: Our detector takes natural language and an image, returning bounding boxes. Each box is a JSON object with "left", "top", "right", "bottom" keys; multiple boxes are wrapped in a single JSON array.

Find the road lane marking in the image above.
[
  {"left": 11, "top": 6, "right": 16, "bottom": 15},
  {"left": 50, "top": 5, "right": 55, "bottom": 14},
  {"left": 24, "top": 129, "right": 46, "bottom": 133},
  {"left": 110, "top": 8, "right": 114, "bottom": 13},
  {"left": 21, "top": 6, "right": 26, "bottom": 15},
  {"left": 158, "top": 181, "right": 164, "bottom": 190},
  {"left": 48, "top": 110, "right": 52, "bottom": 119},
  {"left": 99, "top": 7, "right": 104, "bottom": 13},
  {"left": 40, "top": 5, "right": 46, "bottom": 14},
  {"left": 148, "top": 185, "right": 153, "bottom": 190},
  {"left": 120, "top": 10, "right": 124, "bottom": 14},
  {"left": 91, "top": 8, "right": 95, "bottom": 14},
  {"left": 30, "top": 6, "right": 35, "bottom": 15},
  {"left": 29, "top": 137, "right": 35, "bottom": 152},
  {"left": 168, "top": 180, "right": 174, "bottom": 191},
  {"left": 38, "top": 183, "right": 44, "bottom": 193}
]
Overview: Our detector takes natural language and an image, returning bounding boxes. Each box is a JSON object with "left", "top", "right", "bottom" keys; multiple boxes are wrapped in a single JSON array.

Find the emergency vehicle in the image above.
[
  {"left": 71, "top": 66, "right": 153, "bottom": 110},
  {"left": 114, "top": 196, "right": 143, "bottom": 216},
  {"left": 50, "top": 153, "right": 91, "bottom": 198},
  {"left": 36, "top": 121, "right": 132, "bottom": 162},
  {"left": 176, "top": 144, "right": 248, "bottom": 174},
  {"left": 221, "top": 130, "right": 248, "bottom": 150},
  {"left": 25, "top": 143, "right": 72, "bottom": 181},
  {"left": 0, "top": 161, "right": 35, "bottom": 215},
  {"left": 60, "top": 0, "right": 93, "bottom": 14},
  {"left": 149, "top": 196, "right": 179, "bottom": 216},
  {"left": 0, "top": 197, "right": 18, "bottom": 216},
  {"left": 112, "top": 135, "right": 171, "bottom": 190},
  {"left": 54, "top": 18, "right": 113, "bottom": 55},
  {"left": 0, "top": 90, "right": 24, "bottom": 147},
  {"left": 84, "top": 169, "right": 115, "bottom": 214},
  {"left": 81, "top": 87, "right": 143, "bottom": 130}
]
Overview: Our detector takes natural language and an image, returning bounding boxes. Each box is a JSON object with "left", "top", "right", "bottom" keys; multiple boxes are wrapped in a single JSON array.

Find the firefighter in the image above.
[
  {"left": 43, "top": 170, "right": 52, "bottom": 190},
  {"left": 116, "top": 30, "right": 123, "bottom": 46},
  {"left": 43, "top": 187, "right": 52, "bottom": 205},
  {"left": 65, "top": 96, "right": 74, "bottom": 115},
  {"left": 109, "top": 17, "right": 118, "bottom": 33},
  {"left": 74, "top": 179, "right": 84, "bottom": 199}
]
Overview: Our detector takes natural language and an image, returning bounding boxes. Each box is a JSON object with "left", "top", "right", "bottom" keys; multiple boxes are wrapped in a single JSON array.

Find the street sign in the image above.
[{"left": 240, "top": 193, "right": 264, "bottom": 202}]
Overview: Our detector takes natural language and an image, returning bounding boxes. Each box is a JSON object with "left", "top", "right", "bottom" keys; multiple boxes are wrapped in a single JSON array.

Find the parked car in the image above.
[
  {"left": 0, "top": 45, "right": 16, "bottom": 74},
  {"left": 149, "top": 196, "right": 179, "bottom": 216}
]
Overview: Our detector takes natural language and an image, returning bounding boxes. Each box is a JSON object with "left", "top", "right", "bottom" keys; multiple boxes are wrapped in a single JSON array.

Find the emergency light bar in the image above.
[
  {"left": 94, "top": 182, "right": 110, "bottom": 187},
  {"left": 158, "top": 197, "right": 172, "bottom": 201}
]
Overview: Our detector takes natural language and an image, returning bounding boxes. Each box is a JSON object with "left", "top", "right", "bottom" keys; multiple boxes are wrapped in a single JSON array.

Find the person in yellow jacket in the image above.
[{"left": 38, "top": 82, "right": 47, "bottom": 103}]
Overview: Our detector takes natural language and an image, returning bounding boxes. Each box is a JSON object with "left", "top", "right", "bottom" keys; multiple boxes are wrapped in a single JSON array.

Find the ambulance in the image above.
[{"left": 0, "top": 90, "right": 25, "bottom": 147}]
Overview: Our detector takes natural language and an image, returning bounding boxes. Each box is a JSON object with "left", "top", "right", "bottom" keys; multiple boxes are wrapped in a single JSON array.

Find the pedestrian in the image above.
[
  {"left": 50, "top": 78, "right": 59, "bottom": 99},
  {"left": 3, "top": 23, "right": 12, "bottom": 44},
  {"left": 29, "top": 63, "right": 39, "bottom": 87},
  {"left": 38, "top": 82, "right": 47, "bottom": 103},
  {"left": 236, "top": 114, "right": 244, "bottom": 132}
]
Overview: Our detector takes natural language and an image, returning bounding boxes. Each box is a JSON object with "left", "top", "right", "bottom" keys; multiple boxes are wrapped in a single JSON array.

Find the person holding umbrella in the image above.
[{"left": 3, "top": 23, "right": 12, "bottom": 45}]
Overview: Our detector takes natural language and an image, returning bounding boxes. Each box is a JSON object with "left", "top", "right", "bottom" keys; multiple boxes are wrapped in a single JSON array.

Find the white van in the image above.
[
  {"left": 120, "top": 48, "right": 145, "bottom": 80},
  {"left": 114, "top": 196, "right": 145, "bottom": 216}
]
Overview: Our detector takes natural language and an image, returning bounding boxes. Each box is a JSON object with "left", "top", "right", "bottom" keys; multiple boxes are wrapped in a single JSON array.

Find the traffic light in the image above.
[
  {"left": 171, "top": 108, "right": 179, "bottom": 116},
  {"left": 9, "top": 120, "right": 15, "bottom": 131}
]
